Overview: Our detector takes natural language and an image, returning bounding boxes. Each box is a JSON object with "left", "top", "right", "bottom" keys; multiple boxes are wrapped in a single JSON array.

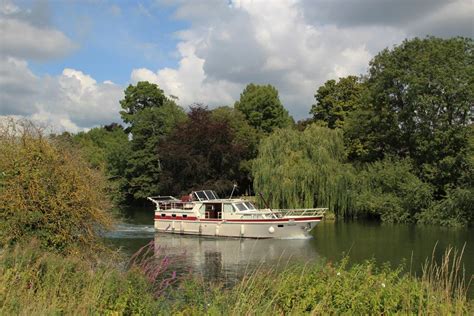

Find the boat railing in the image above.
[
  {"left": 275, "top": 208, "right": 327, "bottom": 217},
  {"left": 148, "top": 196, "right": 194, "bottom": 210}
]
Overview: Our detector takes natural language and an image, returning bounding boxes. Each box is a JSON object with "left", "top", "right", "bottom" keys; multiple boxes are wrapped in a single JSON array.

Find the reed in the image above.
[{"left": 421, "top": 243, "right": 472, "bottom": 309}]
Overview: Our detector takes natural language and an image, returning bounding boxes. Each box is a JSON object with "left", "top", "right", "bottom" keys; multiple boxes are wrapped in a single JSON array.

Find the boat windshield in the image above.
[
  {"left": 234, "top": 202, "right": 257, "bottom": 211},
  {"left": 234, "top": 203, "right": 248, "bottom": 211},
  {"left": 244, "top": 202, "right": 256, "bottom": 210}
]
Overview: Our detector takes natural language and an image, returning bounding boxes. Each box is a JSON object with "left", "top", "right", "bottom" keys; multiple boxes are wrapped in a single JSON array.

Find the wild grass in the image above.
[
  {"left": 0, "top": 241, "right": 162, "bottom": 315},
  {"left": 1, "top": 240, "right": 471, "bottom": 315},
  {"left": 164, "top": 249, "right": 472, "bottom": 315}
]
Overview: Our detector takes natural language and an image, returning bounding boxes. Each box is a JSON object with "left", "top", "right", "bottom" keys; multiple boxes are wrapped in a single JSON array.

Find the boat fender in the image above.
[
  {"left": 268, "top": 226, "right": 275, "bottom": 234},
  {"left": 215, "top": 225, "right": 219, "bottom": 236},
  {"left": 172, "top": 221, "right": 175, "bottom": 231},
  {"left": 240, "top": 224, "right": 245, "bottom": 236}
]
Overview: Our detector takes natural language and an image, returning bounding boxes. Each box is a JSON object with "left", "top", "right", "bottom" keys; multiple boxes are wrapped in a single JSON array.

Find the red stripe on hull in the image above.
[
  {"left": 155, "top": 215, "right": 198, "bottom": 220},
  {"left": 154, "top": 215, "right": 323, "bottom": 222}
]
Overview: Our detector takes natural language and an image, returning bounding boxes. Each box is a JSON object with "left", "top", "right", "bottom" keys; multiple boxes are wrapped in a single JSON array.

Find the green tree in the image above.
[
  {"left": 64, "top": 124, "right": 132, "bottom": 203},
  {"left": 310, "top": 76, "right": 364, "bottom": 129},
  {"left": 344, "top": 37, "right": 474, "bottom": 196},
  {"left": 119, "top": 81, "right": 186, "bottom": 200},
  {"left": 252, "top": 125, "right": 355, "bottom": 215},
  {"left": 120, "top": 81, "right": 166, "bottom": 124},
  {"left": 235, "top": 83, "right": 293, "bottom": 133}
]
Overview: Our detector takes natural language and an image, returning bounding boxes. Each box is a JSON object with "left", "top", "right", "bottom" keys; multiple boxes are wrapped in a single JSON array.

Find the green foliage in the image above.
[
  {"left": 344, "top": 37, "right": 474, "bottom": 198},
  {"left": 235, "top": 83, "right": 293, "bottom": 133},
  {"left": 120, "top": 81, "right": 166, "bottom": 124},
  {"left": 354, "top": 159, "right": 433, "bottom": 223},
  {"left": 119, "top": 81, "right": 187, "bottom": 200},
  {"left": 0, "top": 120, "right": 113, "bottom": 253},
  {"left": 0, "top": 242, "right": 160, "bottom": 315},
  {"left": 417, "top": 187, "right": 474, "bottom": 227},
  {"left": 211, "top": 106, "right": 261, "bottom": 192},
  {"left": 310, "top": 75, "right": 364, "bottom": 129},
  {"left": 164, "top": 256, "right": 471, "bottom": 315},
  {"left": 252, "top": 125, "right": 354, "bottom": 215},
  {"left": 158, "top": 106, "right": 255, "bottom": 196},
  {"left": 64, "top": 124, "right": 132, "bottom": 203}
]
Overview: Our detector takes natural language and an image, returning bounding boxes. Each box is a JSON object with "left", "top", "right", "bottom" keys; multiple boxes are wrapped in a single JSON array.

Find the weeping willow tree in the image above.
[{"left": 252, "top": 125, "right": 355, "bottom": 216}]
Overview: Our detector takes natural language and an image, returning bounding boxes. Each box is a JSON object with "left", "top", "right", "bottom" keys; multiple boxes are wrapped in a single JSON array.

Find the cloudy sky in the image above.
[{"left": 1, "top": 0, "right": 472, "bottom": 132}]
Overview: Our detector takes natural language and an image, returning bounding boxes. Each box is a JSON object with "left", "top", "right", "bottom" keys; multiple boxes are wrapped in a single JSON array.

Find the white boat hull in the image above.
[{"left": 154, "top": 217, "right": 322, "bottom": 239}]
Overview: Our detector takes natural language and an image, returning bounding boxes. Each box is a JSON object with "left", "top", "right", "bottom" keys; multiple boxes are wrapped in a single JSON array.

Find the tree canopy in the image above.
[
  {"left": 158, "top": 106, "right": 255, "bottom": 196},
  {"left": 310, "top": 76, "right": 363, "bottom": 129},
  {"left": 252, "top": 125, "right": 354, "bottom": 213},
  {"left": 235, "top": 83, "right": 293, "bottom": 133},
  {"left": 344, "top": 37, "right": 474, "bottom": 197},
  {"left": 120, "top": 81, "right": 167, "bottom": 124},
  {"left": 119, "top": 81, "right": 186, "bottom": 200}
]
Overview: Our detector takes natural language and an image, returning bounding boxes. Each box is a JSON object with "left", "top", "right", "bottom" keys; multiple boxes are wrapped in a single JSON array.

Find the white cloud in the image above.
[
  {"left": 0, "top": 58, "right": 124, "bottom": 132},
  {"left": 135, "top": 1, "right": 405, "bottom": 118},
  {"left": 143, "top": 0, "right": 469, "bottom": 119},
  {"left": 0, "top": 1, "right": 121, "bottom": 132},
  {"left": 0, "top": 16, "right": 76, "bottom": 61},
  {"left": 131, "top": 40, "right": 241, "bottom": 107}
]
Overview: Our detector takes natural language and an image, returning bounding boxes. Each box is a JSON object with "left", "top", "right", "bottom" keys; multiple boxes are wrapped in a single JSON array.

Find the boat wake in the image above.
[
  {"left": 277, "top": 236, "right": 314, "bottom": 240},
  {"left": 105, "top": 223, "right": 155, "bottom": 239}
]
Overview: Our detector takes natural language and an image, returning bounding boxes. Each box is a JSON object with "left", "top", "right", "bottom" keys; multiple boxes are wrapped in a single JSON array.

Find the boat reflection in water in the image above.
[{"left": 153, "top": 233, "right": 321, "bottom": 283}]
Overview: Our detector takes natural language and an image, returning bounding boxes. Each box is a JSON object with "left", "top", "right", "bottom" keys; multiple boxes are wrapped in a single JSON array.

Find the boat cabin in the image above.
[{"left": 151, "top": 190, "right": 268, "bottom": 220}]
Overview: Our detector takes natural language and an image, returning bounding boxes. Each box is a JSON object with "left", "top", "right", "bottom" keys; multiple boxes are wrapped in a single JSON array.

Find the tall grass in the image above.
[
  {"left": 164, "top": 249, "right": 472, "bottom": 315},
  {"left": 0, "top": 241, "right": 161, "bottom": 315},
  {"left": 421, "top": 243, "right": 472, "bottom": 309},
  {"left": 1, "top": 241, "right": 471, "bottom": 315}
]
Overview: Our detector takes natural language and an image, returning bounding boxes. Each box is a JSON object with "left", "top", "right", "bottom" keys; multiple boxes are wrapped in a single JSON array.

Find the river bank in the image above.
[{"left": 1, "top": 239, "right": 471, "bottom": 315}]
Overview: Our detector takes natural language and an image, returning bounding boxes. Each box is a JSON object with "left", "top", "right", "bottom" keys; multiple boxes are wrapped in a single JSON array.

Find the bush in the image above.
[
  {"left": 0, "top": 119, "right": 113, "bottom": 253},
  {"left": 354, "top": 158, "right": 433, "bottom": 223},
  {"left": 416, "top": 187, "right": 474, "bottom": 227}
]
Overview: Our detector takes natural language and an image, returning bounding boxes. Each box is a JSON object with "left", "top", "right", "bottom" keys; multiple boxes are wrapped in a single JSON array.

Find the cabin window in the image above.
[
  {"left": 172, "top": 214, "right": 176, "bottom": 217},
  {"left": 161, "top": 214, "right": 166, "bottom": 217},
  {"left": 223, "top": 203, "right": 233, "bottom": 212},
  {"left": 234, "top": 203, "right": 248, "bottom": 211},
  {"left": 199, "top": 204, "right": 205, "bottom": 214},
  {"left": 244, "top": 202, "right": 256, "bottom": 210},
  {"left": 183, "top": 214, "right": 188, "bottom": 218},
  {"left": 278, "top": 224, "right": 284, "bottom": 228}
]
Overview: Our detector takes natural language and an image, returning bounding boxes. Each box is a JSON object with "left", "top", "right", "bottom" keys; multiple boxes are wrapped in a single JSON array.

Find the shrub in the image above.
[
  {"left": 354, "top": 158, "right": 433, "bottom": 223},
  {"left": 416, "top": 187, "right": 474, "bottom": 227},
  {"left": 0, "top": 119, "right": 113, "bottom": 253}
]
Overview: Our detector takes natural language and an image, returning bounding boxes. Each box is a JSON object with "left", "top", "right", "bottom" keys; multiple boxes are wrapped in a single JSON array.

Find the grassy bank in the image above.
[
  {"left": 1, "top": 242, "right": 471, "bottom": 315},
  {"left": 0, "top": 242, "right": 162, "bottom": 315}
]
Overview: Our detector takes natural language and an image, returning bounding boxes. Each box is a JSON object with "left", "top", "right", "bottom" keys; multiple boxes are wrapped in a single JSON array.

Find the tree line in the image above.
[{"left": 60, "top": 36, "right": 473, "bottom": 226}]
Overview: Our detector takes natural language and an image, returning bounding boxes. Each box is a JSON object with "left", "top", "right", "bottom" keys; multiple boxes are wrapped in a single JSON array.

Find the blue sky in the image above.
[
  {"left": 29, "top": 1, "right": 186, "bottom": 84},
  {"left": 1, "top": 0, "right": 472, "bottom": 132}
]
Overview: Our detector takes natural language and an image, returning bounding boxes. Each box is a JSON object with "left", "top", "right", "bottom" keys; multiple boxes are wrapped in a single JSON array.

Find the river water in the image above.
[{"left": 105, "top": 207, "right": 473, "bottom": 295}]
